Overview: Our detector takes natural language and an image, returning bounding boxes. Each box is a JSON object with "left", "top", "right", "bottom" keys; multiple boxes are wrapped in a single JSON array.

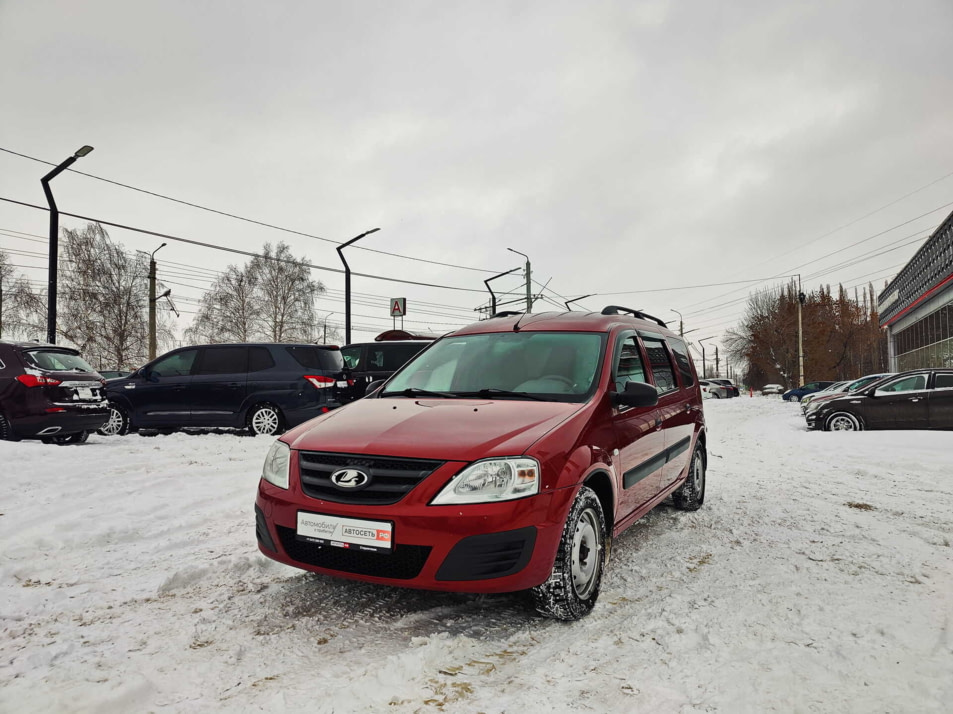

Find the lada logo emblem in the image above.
[{"left": 330, "top": 468, "right": 370, "bottom": 489}]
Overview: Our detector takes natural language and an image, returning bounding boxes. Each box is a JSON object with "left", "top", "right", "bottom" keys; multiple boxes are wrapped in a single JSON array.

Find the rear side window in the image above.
[
  {"left": 366, "top": 343, "right": 426, "bottom": 371},
  {"left": 286, "top": 346, "right": 344, "bottom": 371},
  {"left": 341, "top": 346, "right": 362, "bottom": 369},
  {"left": 249, "top": 347, "right": 276, "bottom": 372},
  {"left": 667, "top": 338, "right": 696, "bottom": 388},
  {"left": 640, "top": 337, "right": 677, "bottom": 393},
  {"left": 24, "top": 349, "right": 94, "bottom": 373},
  {"left": 936, "top": 374, "right": 953, "bottom": 389},
  {"left": 195, "top": 346, "right": 248, "bottom": 375}
]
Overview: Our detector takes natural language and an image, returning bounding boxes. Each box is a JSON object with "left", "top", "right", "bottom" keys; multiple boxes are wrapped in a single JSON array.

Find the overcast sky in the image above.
[{"left": 2, "top": 0, "right": 952, "bottom": 357}]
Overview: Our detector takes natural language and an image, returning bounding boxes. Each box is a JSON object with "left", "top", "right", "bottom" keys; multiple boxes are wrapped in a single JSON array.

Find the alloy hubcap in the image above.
[
  {"left": 571, "top": 508, "right": 601, "bottom": 599},
  {"left": 252, "top": 408, "right": 279, "bottom": 435},
  {"left": 830, "top": 416, "right": 855, "bottom": 431},
  {"left": 101, "top": 408, "right": 124, "bottom": 435}
]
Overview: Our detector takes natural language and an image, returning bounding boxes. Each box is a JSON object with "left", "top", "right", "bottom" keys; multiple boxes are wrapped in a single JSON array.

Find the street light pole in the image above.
[
  {"left": 507, "top": 248, "right": 532, "bottom": 313},
  {"left": 697, "top": 336, "right": 715, "bottom": 379},
  {"left": 797, "top": 274, "right": 806, "bottom": 387},
  {"left": 336, "top": 228, "right": 380, "bottom": 345},
  {"left": 483, "top": 268, "right": 520, "bottom": 316},
  {"left": 148, "top": 243, "right": 167, "bottom": 360},
  {"left": 41, "top": 144, "right": 94, "bottom": 343},
  {"left": 670, "top": 308, "right": 684, "bottom": 337},
  {"left": 323, "top": 312, "right": 334, "bottom": 343},
  {"left": 564, "top": 294, "right": 595, "bottom": 311}
]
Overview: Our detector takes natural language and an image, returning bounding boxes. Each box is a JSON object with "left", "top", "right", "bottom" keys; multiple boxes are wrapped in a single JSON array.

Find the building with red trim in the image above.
[{"left": 878, "top": 207, "right": 953, "bottom": 370}]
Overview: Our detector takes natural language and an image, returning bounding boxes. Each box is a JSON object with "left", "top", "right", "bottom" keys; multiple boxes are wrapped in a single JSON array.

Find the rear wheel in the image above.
[
  {"left": 97, "top": 404, "right": 130, "bottom": 436},
  {"left": 532, "top": 485, "right": 606, "bottom": 621},
  {"left": 247, "top": 404, "right": 282, "bottom": 436},
  {"left": 672, "top": 445, "right": 706, "bottom": 510},
  {"left": 44, "top": 431, "right": 89, "bottom": 445},
  {"left": 0, "top": 413, "right": 19, "bottom": 441}
]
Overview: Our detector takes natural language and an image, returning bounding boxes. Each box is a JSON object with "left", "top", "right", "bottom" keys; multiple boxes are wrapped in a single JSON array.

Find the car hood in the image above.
[{"left": 285, "top": 397, "right": 587, "bottom": 462}]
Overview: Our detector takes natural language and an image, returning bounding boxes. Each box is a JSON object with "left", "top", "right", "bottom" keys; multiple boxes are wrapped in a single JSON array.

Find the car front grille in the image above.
[
  {"left": 298, "top": 451, "right": 445, "bottom": 505},
  {"left": 276, "top": 526, "right": 430, "bottom": 579}
]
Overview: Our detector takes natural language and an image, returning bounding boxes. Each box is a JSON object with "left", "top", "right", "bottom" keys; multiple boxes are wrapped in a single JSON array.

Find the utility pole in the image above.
[
  {"left": 148, "top": 243, "right": 167, "bottom": 360},
  {"left": 697, "top": 336, "right": 714, "bottom": 379},
  {"left": 715, "top": 345, "right": 720, "bottom": 378},
  {"left": 797, "top": 274, "right": 806, "bottom": 387},
  {"left": 507, "top": 248, "right": 532, "bottom": 313},
  {"left": 337, "top": 228, "right": 380, "bottom": 345},
  {"left": 41, "top": 144, "right": 94, "bottom": 344},
  {"left": 0, "top": 273, "right": 4, "bottom": 339}
]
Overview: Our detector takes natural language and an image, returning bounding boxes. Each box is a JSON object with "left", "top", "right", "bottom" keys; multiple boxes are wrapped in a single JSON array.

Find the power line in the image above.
[
  {"left": 0, "top": 146, "right": 505, "bottom": 274},
  {"left": 0, "top": 196, "right": 487, "bottom": 294}
]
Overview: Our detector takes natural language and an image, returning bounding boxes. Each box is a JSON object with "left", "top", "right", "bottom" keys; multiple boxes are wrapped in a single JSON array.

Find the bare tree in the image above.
[
  {"left": 58, "top": 223, "right": 150, "bottom": 369},
  {"left": 0, "top": 250, "right": 46, "bottom": 340},
  {"left": 186, "top": 241, "right": 324, "bottom": 344}
]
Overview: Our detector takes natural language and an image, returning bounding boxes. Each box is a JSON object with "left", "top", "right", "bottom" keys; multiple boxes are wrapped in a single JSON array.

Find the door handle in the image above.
[{"left": 909, "top": 397, "right": 920, "bottom": 402}]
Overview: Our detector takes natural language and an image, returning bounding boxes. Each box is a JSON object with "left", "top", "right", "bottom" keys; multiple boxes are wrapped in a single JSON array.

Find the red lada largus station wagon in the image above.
[{"left": 255, "top": 307, "right": 707, "bottom": 620}]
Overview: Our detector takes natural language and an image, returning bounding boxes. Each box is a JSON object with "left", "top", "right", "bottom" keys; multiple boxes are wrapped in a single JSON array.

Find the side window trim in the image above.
[{"left": 639, "top": 335, "right": 678, "bottom": 395}]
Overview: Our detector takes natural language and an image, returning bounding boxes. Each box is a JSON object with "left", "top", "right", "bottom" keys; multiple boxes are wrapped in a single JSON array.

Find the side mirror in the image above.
[
  {"left": 611, "top": 381, "right": 659, "bottom": 408},
  {"left": 365, "top": 379, "right": 386, "bottom": 397}
]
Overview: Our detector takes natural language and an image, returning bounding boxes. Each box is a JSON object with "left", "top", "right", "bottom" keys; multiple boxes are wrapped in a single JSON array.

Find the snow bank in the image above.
[{"left": 1, "top": 400, "right": 951, "bottom": 712}]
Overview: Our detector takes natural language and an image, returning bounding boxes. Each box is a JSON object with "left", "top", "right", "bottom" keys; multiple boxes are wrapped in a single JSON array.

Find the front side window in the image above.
[
  {"left": 877, "top": 374, "right": 927, "bottom": 394},
  {"left": 151, "top": 349, "right": 198, "bottom": 377},
  {"left": 383, "top": 331, "right": 605, "bottom": 402},
  {"left": 640, "top": 337, "right": 677, "bottom": 393},
  {"left": 614, "top": 336, "right": 647, "bottom": 392},
  {"left": 935, "top": 374, "right": 953, "bottom": 389}
]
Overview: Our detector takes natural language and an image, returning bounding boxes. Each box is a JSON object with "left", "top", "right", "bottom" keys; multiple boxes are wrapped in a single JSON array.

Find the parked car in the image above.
[
  {"left": 782, "top": 381, "right": 836, "bottom": 402},
  {"left": 802, "top": 372, "right": 895, "bottom": 417},
  {"left": 806, "top": 369, "right": 953, "bottom": 431},
  {"left": 708, "top": 378, "right": 740, "bottom": 397},
  {"left": 699, "top": 379, "right": 729, "bottom": 399},
  {"left": 799, "top": 380, "right": 851, "bottom": 412},
  {"left": 99, "top": 369, "right": 134, "bottom": 380},
  {"left": 256, "top": 306, "right": 707, "bottom": 621},
  {"left": 340, "top": 335, "right": 433, "bottom": 403},
  {"left": 99, "top": 343, "right": 346, "bottom": 437},
  {"left": 0, "top": 340, "right": 109, "bottom": 444},
  {"left": 761, "top": 384, "right": 785, "bottom": 395}
]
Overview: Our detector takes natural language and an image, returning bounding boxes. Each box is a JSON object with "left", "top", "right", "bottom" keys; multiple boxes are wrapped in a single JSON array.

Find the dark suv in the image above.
[
  {"left": 256, "top": 307, "right": 707, "bottom": 620},
  {"left": 340, "top": 339, "right": 432, "bottom": 403},
  {"left": 0, "top": 340, "right": 109, "bottom": 444},
  {"left": 101, "top": 343, "right": 345, "bottom": 436}
]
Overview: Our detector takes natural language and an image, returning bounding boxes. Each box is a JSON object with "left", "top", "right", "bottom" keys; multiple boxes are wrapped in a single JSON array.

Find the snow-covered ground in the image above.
[{"left": 2, "top": 398, "right": 952, "bottom": 713}]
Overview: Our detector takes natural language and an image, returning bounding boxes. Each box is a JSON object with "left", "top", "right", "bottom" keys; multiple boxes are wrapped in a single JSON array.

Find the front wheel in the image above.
[
  {"left": 672, "top": 445, "right": 706, "bottom": 510},
  {"left": 532, "top": 485, "right": 607, "bottom": 621},
  {"left": 786, "top": 394, "right": 801, "bottom": 402},
  {"left": 44, "top": 431, "right": 89, "bottom": 445},
  {"left": 826, "top": 411, "right": 862, "bottom": 432},
  {"left": 247, "top": 404, "right": 283, "bottom": 436}
]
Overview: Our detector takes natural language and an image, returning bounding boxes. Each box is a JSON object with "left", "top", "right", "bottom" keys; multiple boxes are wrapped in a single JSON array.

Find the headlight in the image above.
[
  {"left": 431, "top": 457, "right": 540, "bottom": 505},
  {"left": 262, "top": 440, "right": 291, "bottom": 489}
]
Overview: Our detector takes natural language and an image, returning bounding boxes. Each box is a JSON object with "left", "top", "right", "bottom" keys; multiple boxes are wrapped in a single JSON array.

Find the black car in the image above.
[
  {"left": 807, "top": 369, "right": 953, "bottom": 431},
  {"left": 99, "top": 369, "right": 134, "bottom": 380},
  {"left": 100, "top": 343, "right": 346, "bottom": 436},
  {"left": 339, "top": 339, "right": 432, "bottom": 403},
  {"left": 0, "top": 340, "right": 109, "bottom": 444}
]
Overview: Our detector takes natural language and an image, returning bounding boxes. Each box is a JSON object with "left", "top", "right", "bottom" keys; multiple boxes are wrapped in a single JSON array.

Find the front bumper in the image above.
[
  {"left": 255, "top": 457, "right": 574, "bottom": 593},
  {"left": 805, "top": 412, "right": 823, "bottom": 430}
]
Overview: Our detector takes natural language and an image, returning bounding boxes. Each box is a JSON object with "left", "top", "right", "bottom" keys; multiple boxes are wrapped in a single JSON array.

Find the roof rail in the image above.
[
  {"left": 600, "top": 305, "right": 668, "bottom": 328},
  {"left": 490, "top": 311, "right": 524, "bottom": 318}
]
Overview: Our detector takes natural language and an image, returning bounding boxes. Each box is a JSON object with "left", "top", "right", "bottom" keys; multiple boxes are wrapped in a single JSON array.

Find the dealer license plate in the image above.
[{"left": 297, "top": 512, "right": 393, "bottom": 553}]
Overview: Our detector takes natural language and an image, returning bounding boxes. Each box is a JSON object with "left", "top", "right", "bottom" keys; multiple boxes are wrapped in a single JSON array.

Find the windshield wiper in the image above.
[
  {"left": 382, "top": 387, "right": 460, "bottom": 399},
  {"left": 461, "top": 388, "right": 546, "bottom": 401}
]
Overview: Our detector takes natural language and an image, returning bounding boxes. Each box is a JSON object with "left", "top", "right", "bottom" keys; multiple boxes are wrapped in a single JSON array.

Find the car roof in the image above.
[
  {"left": 450, "top": 310, "right": 679, "bottom": 338},
  {"left": 0, "top": 339, "right": 79, "bottom": 353}
]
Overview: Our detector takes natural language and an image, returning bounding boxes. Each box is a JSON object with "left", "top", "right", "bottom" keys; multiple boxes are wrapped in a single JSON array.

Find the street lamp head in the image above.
[
  {"left": 507, "top": 247, "right": 529, "bottom": 260},
  {"left": 73, "top": 145, "right": 94, "bottom": 158},
  {"left": 151, "top": 242, "right": 167, "bottom": 259}
]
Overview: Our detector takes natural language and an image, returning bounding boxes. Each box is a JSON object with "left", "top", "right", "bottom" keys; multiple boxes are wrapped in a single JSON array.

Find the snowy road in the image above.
[{"left": 2, "top": 398, "right": 952, "bottom": 713}]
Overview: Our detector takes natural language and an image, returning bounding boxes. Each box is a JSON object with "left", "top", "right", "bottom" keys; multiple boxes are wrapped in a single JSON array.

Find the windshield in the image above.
[
  {"left": 382, "top": 331, "right": 605, "bottom": 402},
  {"left": 25, "top": 349, "right": 95, "bottom": 373},
  {"left": 846, "top": 375, "right": 886, "bottom": 392}
]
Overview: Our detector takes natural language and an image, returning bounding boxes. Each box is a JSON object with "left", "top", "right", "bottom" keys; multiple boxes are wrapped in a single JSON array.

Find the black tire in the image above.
[
  {"left": 0, "top": 412, "right": 19, "bottom": 441},
  {"left": 712, "top": 392, "right": 721, "bottom": 399},
  {"left": 247, "top": 403, "right": 283, "bottom": 436},
  {"left": 45, "top": 431, "right": 89, "bottom": 446},
  {"left": 97, "top": 403, "right": 131, "bottom": 436},
  {"left": 825, "top": 411, "right": 862, "bottom": 432},
  {"left": 786, "top": 394, "right": 801, "bottom": 402},
  {"left": 531, "top": 485, "right": 607, "bottom": 621},
  {"left": 671, "top": 445, "right": 706, "bottom": 511}
]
